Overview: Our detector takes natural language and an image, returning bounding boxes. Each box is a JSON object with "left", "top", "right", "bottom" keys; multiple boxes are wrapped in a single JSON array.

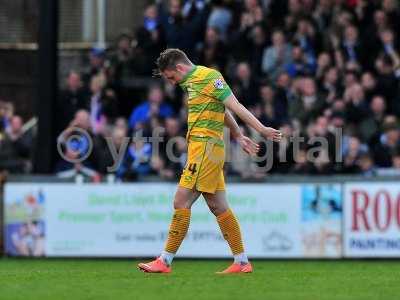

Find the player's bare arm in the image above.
[
  {"left": 224, "top": 110, "right": 259, "bottom": 155},
  {"left": 224, "top": 94, "right": 282, "bottom": 142}
]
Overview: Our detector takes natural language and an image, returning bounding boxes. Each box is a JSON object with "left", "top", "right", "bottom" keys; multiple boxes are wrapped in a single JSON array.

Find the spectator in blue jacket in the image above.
[
  {"left": 128, "top": 85, "right": 173, "bottom": 130},
  {"left": 285, "top": 45, "right": 316, "bottom": 78}
]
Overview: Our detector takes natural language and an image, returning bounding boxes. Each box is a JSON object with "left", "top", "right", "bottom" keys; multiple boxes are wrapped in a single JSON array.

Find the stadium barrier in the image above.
[{"left": 2, "top": 175, "right": 400, "bottom": 258}]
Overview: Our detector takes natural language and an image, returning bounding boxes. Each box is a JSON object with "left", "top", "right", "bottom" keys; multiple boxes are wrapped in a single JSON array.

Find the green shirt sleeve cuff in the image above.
[{"left": 220, "top": 89, "right": 232, "bottom": 102}]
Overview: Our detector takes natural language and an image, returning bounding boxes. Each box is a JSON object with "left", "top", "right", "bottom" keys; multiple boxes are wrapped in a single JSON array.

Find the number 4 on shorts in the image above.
[{"left": 188, "top": 163, "right": 197, "bottom": 175}]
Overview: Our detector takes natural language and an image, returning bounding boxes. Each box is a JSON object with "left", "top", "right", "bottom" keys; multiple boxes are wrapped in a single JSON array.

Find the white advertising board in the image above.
[{"left": 4, "top": 183, "right": 341, "bottom": 258}]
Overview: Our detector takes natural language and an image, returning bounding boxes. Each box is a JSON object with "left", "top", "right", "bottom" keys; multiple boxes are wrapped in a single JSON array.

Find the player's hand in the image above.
[
  {"left": 261, "top": 127, "right": 282, "bottom": 142},
  {"left": 237, "top": 135, "right": 259, "bottom": 156}
]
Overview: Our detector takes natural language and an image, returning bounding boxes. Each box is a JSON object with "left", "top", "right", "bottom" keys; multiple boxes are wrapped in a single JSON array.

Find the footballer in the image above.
[{"left": 138, "top": 48, "right": 282, "bottom": 274}]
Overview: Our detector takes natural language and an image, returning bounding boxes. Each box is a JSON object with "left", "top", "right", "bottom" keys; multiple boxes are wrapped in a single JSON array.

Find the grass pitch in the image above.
[{"left": 1, "top": 258, "right": 399, "bottom": 300}]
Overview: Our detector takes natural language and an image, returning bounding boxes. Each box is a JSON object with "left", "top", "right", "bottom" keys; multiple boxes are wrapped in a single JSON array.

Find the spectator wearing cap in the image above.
[{"left": 128, "top": 85, "right": 173, "bottom": 130}]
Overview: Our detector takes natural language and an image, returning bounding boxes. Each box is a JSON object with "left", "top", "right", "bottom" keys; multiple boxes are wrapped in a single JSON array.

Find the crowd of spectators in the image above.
[
  {"left": 56, "top": 0, "right": 400, "bottom": 180},
  {"left": 4, "top": 0, "right": 400, "bottom": 181}
]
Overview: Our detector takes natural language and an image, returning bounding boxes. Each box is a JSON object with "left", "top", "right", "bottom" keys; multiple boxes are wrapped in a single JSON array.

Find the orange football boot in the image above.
[
  {"left": 138, "top": 257, "right": 171, "bottom": 273},
  {"left": 216, "top": 262, "right": 253, "bottom": 274}
]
